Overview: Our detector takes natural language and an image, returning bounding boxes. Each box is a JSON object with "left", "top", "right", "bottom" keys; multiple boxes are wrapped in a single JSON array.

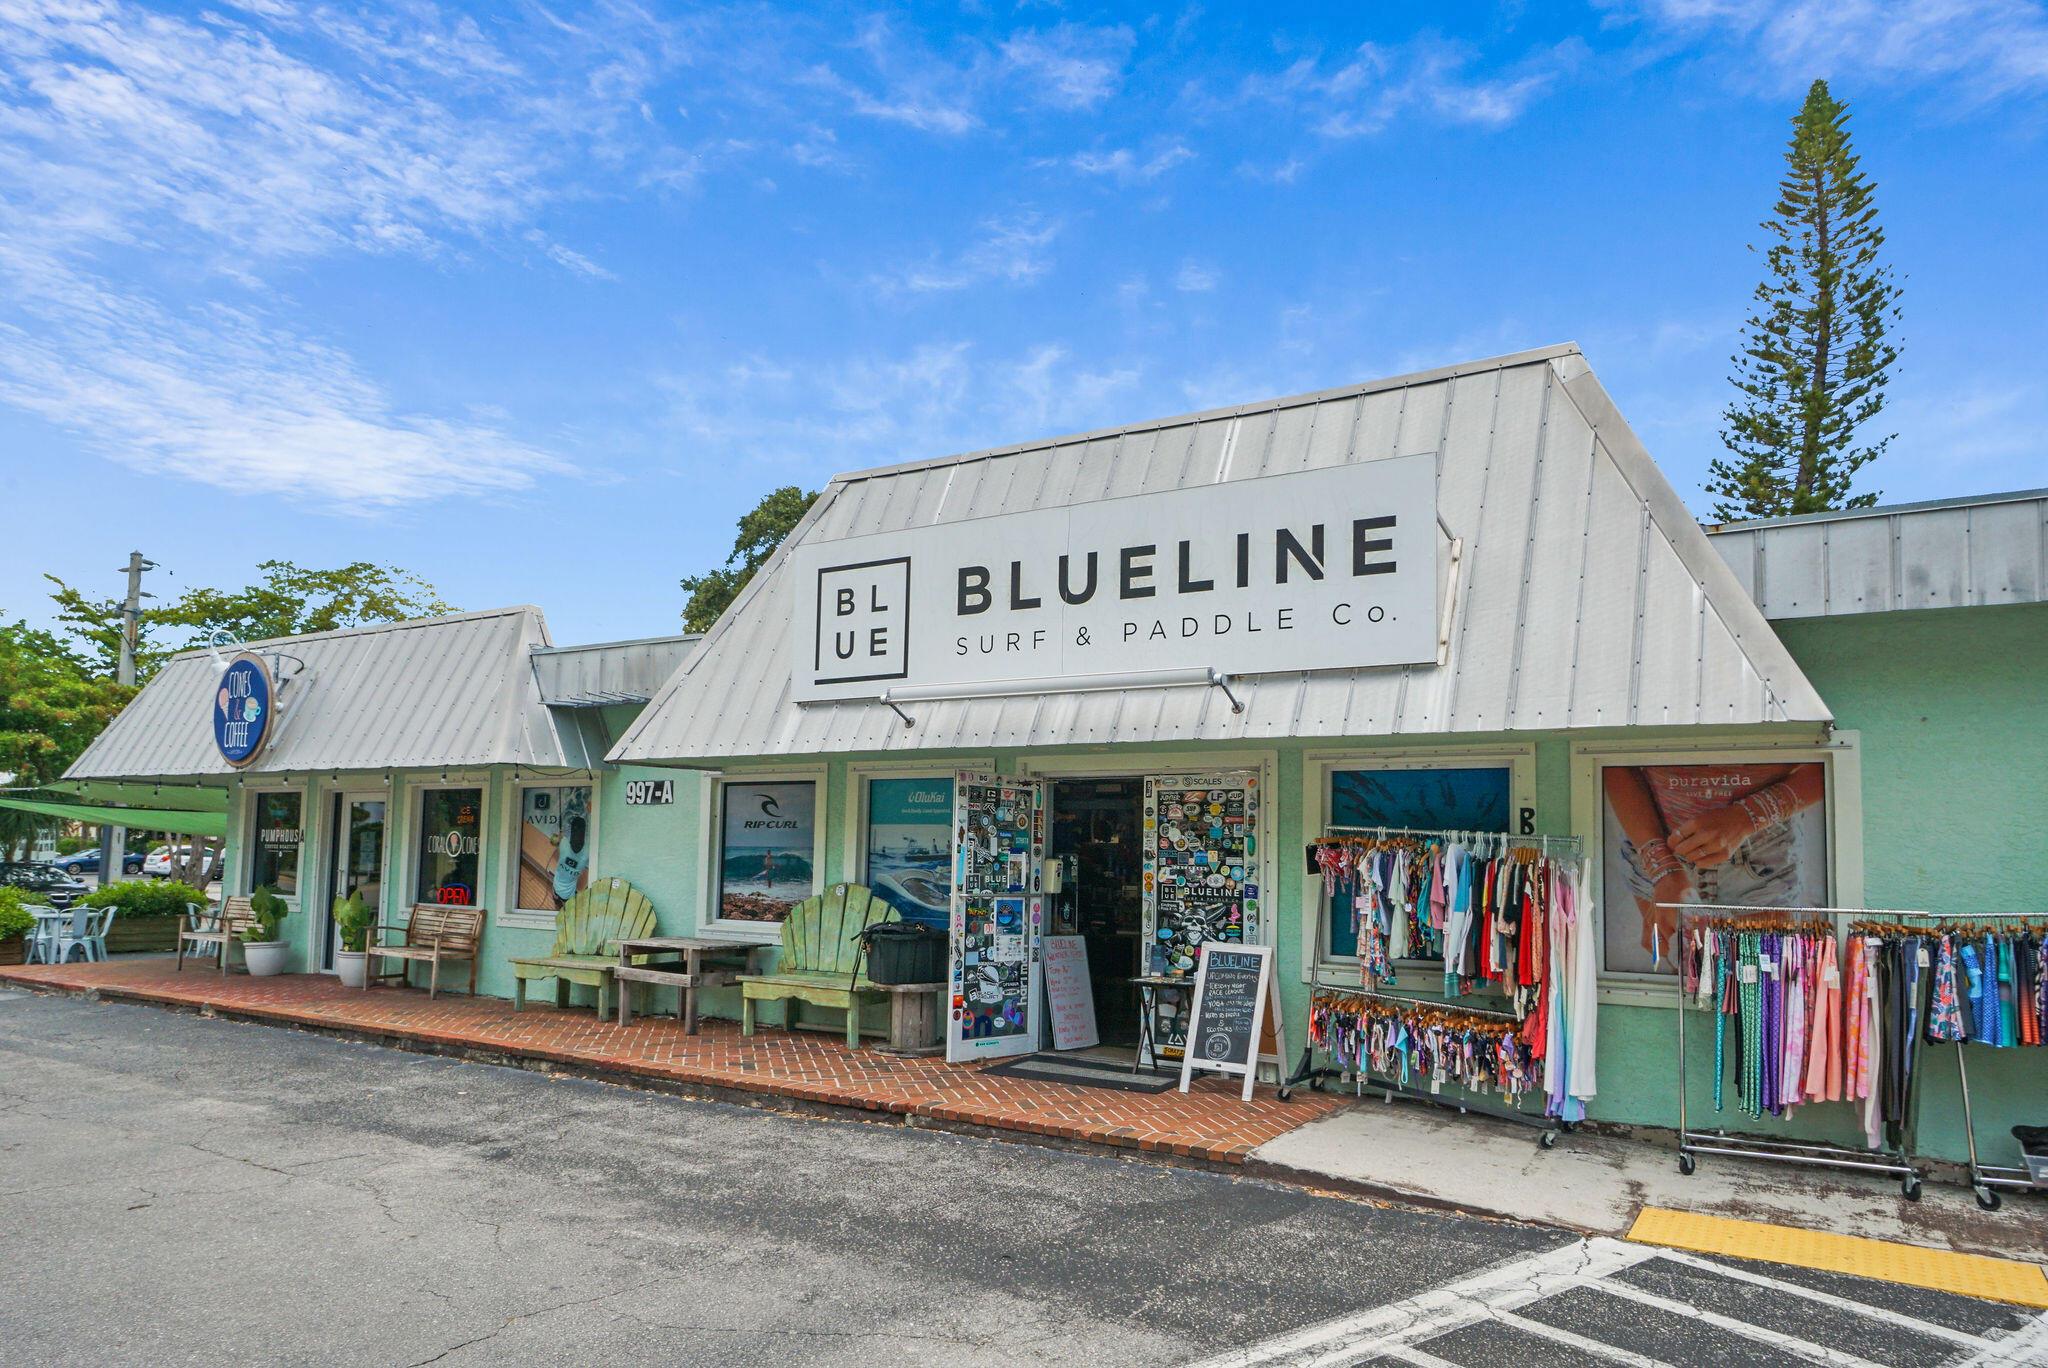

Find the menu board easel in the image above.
[{"left": 1177, "top": 943, "right": 1277, "bottom": 1103}]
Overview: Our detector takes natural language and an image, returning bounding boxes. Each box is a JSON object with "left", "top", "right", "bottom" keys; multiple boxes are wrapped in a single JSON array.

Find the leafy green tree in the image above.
[
  {"left": 0, "top": 617, "right": 132, "bottom": 858},
  {"left": 680, "top": 485, "right": 819, "bottom": 633},
  {"left": 1712, "top": 80, "right": 1900, "bottom": 521},
  {"left": 43, "top": 560, "right": 453, "bottom": 685}
]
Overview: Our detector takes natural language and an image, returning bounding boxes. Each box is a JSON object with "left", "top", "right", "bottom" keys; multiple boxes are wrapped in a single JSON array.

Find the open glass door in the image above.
[{"left": 947, "top": 772, "right": 1046, "bottom": 1063}]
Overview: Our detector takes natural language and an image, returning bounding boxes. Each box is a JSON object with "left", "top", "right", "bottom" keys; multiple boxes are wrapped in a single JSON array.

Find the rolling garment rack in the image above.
[
  {"left": 1852, "top": 909, "right": 2047, "bottom": 1212},
  {"left": 1282, "top": 826, "right": 1588, "bottom": 1150}
]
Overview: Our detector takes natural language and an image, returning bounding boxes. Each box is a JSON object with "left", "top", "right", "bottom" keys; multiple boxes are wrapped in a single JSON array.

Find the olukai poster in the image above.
[
  {"left": 865, "top": 777, "right": 952, "bottom": 928},
  {"left": 719, "top": 781, "right": 817, "bottom": 921}
]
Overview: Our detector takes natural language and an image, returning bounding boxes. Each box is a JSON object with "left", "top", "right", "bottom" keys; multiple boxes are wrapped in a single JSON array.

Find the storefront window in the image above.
[
  {"left": 415, "top": 787, "right": 484, "bottom": 906},
  {"left": 717, "top": 779, "right": 818, "bottom": 922},
  {"left": 864, "top": 777, "right": 952, "bottom": 929},
  {"left": 1600, "top": 761, "right": 1828, "bottom": 974},
  {"left": 515, "top": 785, "right": 593, "bottom": 913},
  {"left": 1327, "top": 766, "right": 1510, "bottom": 958},
  {"left": 249, "top": 791, "right": 303, "bottom": 895}
]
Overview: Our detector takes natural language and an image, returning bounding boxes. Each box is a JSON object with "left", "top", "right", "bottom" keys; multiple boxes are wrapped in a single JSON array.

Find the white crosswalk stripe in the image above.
[{"left": 1183, "top": 1235, "right": 2048, "bottom": 1368}]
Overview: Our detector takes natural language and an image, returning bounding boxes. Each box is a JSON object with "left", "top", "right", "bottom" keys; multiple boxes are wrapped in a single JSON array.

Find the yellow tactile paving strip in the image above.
[{"left": 1628, "top": 1207, "right": 2048, "bottom": 1308}]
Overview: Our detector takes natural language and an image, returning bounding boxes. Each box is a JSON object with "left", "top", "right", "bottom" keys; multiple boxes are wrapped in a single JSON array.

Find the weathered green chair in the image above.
[
  {"left": 737, "top": 883, "right": 898, "bottom": 1047},
  {"left": 508, "top": 876, "right": 656, "bottom": 1018}
]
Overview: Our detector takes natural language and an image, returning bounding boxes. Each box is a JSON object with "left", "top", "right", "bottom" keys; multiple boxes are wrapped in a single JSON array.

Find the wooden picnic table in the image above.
[{"left": 614, "top": 935, "right": 761, "bottom": 1033}]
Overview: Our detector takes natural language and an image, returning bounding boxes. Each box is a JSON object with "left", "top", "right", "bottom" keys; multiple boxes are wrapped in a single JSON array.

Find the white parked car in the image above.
[{"left": 145, "top": 845, "right": 220, "bottom": 880}]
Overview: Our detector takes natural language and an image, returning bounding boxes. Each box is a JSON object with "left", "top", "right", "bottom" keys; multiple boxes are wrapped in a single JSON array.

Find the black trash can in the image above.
[{"left": 859, "top": 921, "right": 946, "bottom": 984}]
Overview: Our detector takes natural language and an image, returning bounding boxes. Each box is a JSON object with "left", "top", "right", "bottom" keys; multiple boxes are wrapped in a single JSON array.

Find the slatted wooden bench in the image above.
[
  {"left": 177, "top": 896, "right": 257, "bottom": 975},
  {"left": 508, "top": 877, "right": 656, "bottom": 1018},
  {"left": 366, "top": 903, "right": 484, "bottom": 998},
  {"left": 738, "top": 883, "right": 898, "bottom": 1047}
]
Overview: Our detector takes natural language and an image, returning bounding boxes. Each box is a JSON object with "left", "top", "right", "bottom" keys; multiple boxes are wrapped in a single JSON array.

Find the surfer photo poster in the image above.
[
  {"left": 718, "top": 780, "right": 818, "bottom": 921},
  {"left": 865, "top": 777, "right": 954, "bottom": 929}
]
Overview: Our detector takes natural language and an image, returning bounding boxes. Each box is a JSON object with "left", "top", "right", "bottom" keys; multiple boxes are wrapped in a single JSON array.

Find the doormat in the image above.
[{"left": 982, "top": 1052, "right": 1180, "bottom": 1094}]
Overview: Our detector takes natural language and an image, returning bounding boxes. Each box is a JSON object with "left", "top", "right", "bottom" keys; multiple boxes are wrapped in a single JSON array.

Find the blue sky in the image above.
[{"left": 2, "top": 1, "right": 2044, "bottom": 646}]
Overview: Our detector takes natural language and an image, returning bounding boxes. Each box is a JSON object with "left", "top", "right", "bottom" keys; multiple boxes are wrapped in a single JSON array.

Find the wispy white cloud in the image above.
[
  {"left": 657, "top": 339, "right": 1141, "bottom": 473},
  {"left": 1607, "top": 0, "right": 2048, "bottom": 101},
  {"left": 1065, "top": 141, "right": 1194, "bottom": 183},
  {"left": 875, "top": 213, "right": 1065, "bottom": 293},
  {"left": 0, "top": 245, "right": 562, "bottom": 509},
  {"left": 1174, "top": 259, "right": 1219, "bottom": 292},
  {"left": 0, "top": 0, "right": 657, "bottom": 510},
  {"left": 1205, "top": 33, "right": 1583, "bottom": 137},
  {"left": 1000, "top": 23, "right": 1136, "bottom": 110}
]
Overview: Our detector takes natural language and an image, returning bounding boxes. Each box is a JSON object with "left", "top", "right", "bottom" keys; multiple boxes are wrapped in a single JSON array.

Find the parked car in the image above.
[
  {"left": 52, "top": 846, "right": 147, "bottom": 877},
  {"left": 0, "top": 861, "right": 89, "bottom": 910},
  {"left": 144, "top": 845, "right": 220, "bottom": 880}
]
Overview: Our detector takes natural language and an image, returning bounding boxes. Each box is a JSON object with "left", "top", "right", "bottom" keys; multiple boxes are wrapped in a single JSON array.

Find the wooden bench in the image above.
[
  {"left": 508, "top": 877, "right": 656, "bottom": 1018},
  {"left": 366, "top": 904, "right": 484, "bottom": 998},
  {"left": 737, "top": 883, "right": 898, "bottom": 1048},
  {"left": 177, "top": 896, "right": 257, "bottom": 975}
]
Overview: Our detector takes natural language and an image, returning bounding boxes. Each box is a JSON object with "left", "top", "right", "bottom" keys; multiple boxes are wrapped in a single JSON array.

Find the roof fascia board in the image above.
[
  {"left": 1557, "top": 365, "right": 1831, "bottom": 724},
  {"left": 1708, "top": 486, "right": 2048, "bottom": 534}
]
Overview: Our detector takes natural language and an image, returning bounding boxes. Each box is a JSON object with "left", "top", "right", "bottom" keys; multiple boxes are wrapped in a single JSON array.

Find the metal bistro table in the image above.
[
  {"left": 1128, "top": 974, "right": 1190, "bottom": 1075},
  {"left": 614, "top": 936, "right": 761, "bottom": 1033}
]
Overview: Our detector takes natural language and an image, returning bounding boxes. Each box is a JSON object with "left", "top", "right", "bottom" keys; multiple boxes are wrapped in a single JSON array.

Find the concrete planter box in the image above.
[{"left": 105, "top": 918, "right": 181, "bottom": 955}]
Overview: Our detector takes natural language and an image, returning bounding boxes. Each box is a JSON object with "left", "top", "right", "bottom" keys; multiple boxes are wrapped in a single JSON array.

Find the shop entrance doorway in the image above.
[
  {"left": 1046, "top": 778, "right": 1145, "bottom": 1050},
  {"left": 321, "top": 793, "right": 385, "bottom": 973}
]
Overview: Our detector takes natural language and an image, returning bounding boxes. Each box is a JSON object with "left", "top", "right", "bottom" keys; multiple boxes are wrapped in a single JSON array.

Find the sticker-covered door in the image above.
[
  {"left": 1142, "top": 771, "right": 1261, "bottom": 1059},
  {"left": 947, "top": 772, "right": 1045, "bottom": 1063}
]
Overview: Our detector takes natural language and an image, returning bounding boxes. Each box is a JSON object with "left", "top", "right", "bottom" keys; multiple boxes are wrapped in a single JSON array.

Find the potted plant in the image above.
[
  {"left": 333, "top": 891, "right": 372, "bottom": 988},
  {"left": 240, "top": 886, "right": 293, "bottom": 976},
  {"left": 0, "top": 888, "right": 34, "bottom": 966}
]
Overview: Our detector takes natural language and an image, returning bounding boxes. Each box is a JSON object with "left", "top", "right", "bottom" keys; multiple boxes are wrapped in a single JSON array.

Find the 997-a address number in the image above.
[{"left": 623, "top": 779, "right": 674, "bottom": 806}]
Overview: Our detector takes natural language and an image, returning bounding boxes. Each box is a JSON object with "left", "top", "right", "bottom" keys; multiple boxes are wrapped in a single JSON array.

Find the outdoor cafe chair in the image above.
[
  {"left": 22, "top": 905, "right": 61, "bottom": 964},
  {"left": 49, "top": 906, "right": 114, "bottom": 964}
]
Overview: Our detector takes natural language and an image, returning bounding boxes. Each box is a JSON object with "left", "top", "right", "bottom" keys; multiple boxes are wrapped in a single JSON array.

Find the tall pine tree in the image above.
[{"left": 1711, "top": 80, "right": 1900, "bottom": 520}]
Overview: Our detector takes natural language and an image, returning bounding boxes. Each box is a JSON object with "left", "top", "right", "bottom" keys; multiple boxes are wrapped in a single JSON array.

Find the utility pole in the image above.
[{"left": 97, "top": 552, "right": 155, "bottom": 890}]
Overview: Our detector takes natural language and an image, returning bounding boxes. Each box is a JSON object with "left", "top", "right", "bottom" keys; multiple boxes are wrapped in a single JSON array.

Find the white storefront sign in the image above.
[{"left": 789, "top": 454, "right": 1439, "bottom": 702}]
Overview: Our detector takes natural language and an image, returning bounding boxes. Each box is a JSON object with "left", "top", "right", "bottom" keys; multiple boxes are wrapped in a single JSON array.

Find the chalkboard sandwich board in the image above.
[{"left": 1177, "top": 943, "right": 1276, "bottom": 1102}]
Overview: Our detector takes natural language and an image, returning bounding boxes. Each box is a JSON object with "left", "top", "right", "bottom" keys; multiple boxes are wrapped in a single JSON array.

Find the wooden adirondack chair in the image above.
[
  {"left": 737, "top": 883, "right": 898, "bottom": 1047},
  {"left": 507, "top": 877, "right": 657, "bottom": 1018}
]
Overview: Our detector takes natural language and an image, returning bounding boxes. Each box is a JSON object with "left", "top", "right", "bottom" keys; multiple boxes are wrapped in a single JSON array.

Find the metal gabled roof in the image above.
[
  {"left": 1708, "top": 487, "right": 2048, "bottom": 619},
  {"left": 66, "top": 607, "right": 591, "bottom": 781},
  {"left": 610, "top": 345, "right": 1830, "bottom": 764},
  {"left": 531, "top": 634, "right": 700, "bottom": 707}
]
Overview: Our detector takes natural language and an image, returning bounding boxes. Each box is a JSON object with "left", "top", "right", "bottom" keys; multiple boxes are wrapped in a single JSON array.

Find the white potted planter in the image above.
[
  {"left": 332, "top": 891, "right": 371, "bottom": 988},
  {"left": 240, "top": 887, "right": 293, "bottom": 977},
  {"left": 243, "top": 940, "right": 290, "bottom": 976}
]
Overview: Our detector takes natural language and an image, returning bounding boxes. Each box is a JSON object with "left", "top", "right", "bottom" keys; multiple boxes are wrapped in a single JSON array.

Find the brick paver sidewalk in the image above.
[{"left": 1, "top": 959, "right": 1342, "bottom": 1163}]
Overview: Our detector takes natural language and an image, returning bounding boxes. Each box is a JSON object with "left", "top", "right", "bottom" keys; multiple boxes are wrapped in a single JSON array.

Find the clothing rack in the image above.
[
  {"left": 1667, "top": 902, "right": 1924, "bottom": 1198},
  {"left": 1283, "top": 825, "right": 1586, "bottom": 1150},
  {"left": 1847, "top": 909, "right": 2047, "bottom": 1211}
]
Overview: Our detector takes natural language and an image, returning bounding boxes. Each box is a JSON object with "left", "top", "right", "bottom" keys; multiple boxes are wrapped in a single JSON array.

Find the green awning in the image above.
[{"left": 0, "top": 796, "right": 228, "bottom": 839}]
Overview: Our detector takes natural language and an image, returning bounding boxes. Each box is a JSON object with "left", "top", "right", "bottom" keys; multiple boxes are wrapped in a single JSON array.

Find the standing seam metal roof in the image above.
[
  {"left": 1708, "top": 488, "right": 2048, "bottom": 619},
  {"left": 64, "top": 607, "right": 592, "bottom": 780},
  {"left": 609, "top": 345, "right": 1829, "bottom": 764}
]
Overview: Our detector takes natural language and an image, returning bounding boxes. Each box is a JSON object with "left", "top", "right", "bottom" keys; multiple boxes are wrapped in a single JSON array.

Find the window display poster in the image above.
[
  {"left": 518, "top": 785, "right": 592, "bottom": 912},
  {"left": 1601, "top": 762, "right": 1828, "bottom": 974},
  {"left": 1326, "top": 766, "right": 1510, "bottom": 957},
  {"left": 719, "top": 781, "right": 817, "bottom": 921},
  {"left": 865, "top": 777, "right": 953, "bottom": 929},
  {"left": 251, "top": 791, "right": 303, "bottom": 895},
  {"left": 415, "top": 788, "right": 483, "bottom": 905}
]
